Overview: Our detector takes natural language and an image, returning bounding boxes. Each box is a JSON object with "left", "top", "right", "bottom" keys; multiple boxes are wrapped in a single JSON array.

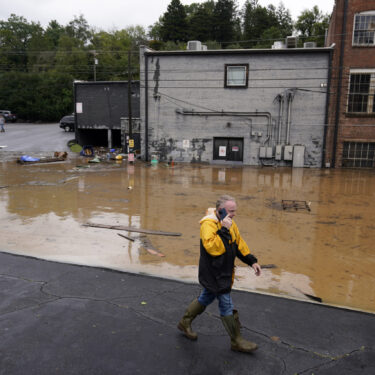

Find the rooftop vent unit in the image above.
[
  {"left": 272, "top": 41, "right": 285, "bottom": 49},
  {"left": 286, "top": 36, "right": 298, "bottom": 48},
  {"left": 187, "top": 40, "right": 202, "bottom": 50},
  {"left": 304, "top": 41, "right": 317, "bottom": 48}
]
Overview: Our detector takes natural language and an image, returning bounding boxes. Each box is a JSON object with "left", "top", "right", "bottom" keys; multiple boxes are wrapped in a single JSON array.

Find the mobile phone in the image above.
[{"left": 219, "top": 208, "right": 227, "bottom": 221}]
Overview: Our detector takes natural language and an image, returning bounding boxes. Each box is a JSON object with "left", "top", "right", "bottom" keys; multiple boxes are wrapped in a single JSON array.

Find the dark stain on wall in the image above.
[
  {"left": 150, "top": 138, "right": 176, "bottom": 161},
  {"left": 153, "top": 58, "right": 160, "bottom": 99},
  {"left": 190, "top": 138, "right": 211, "bottom": 163}
]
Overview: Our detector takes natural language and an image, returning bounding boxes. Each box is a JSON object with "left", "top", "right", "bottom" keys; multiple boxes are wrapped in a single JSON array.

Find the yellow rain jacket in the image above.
[{"left": 198, "top": 208, "right": 257, "bottom": 294}]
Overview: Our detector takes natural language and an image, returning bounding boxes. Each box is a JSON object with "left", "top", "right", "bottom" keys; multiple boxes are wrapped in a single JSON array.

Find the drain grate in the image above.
[{"left": 282, "top": 200, "right": 311, "bottom": 212}]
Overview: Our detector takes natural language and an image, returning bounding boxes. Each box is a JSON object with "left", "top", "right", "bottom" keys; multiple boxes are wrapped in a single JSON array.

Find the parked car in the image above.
[
  {"left": 59, "top": 114, "right": 75, "bottom": 132},
  {"left": 0, "top": 110, "right": 17, "bottom": 122}
]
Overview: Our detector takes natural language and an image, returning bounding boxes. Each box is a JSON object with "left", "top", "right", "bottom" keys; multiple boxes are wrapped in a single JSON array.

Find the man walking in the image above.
[
  {"left": 178, "top": 195, "right": 261, "bottom": 353},
  {"left": 0, "top": 114, "right": 5, "bottom": 132}
]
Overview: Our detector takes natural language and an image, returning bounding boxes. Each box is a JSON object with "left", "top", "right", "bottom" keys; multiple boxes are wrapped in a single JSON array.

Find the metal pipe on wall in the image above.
[
  {"left": 276, "top": 94, "right": 284, "bottom": 145},
  {"left": 176, "top": 110, "right": 272, "bottom": 131}
]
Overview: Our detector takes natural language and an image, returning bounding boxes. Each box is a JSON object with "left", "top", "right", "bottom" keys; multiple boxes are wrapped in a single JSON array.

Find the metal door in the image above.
[{"left": 213, "top": 138, "right": 243, "bottom": 162}]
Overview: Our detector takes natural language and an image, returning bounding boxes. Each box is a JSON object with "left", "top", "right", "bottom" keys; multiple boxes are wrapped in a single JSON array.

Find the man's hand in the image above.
[
  {"left": 221, "top": 215, "right": 232, "bottom": 229},
  {"left": 252, "top": 263, "right": 261, "bottom": 276}
]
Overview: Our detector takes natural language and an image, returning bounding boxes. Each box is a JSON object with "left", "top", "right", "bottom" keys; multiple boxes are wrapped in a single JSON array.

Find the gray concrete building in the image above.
[{"left": 140, "top": 44, "right": 333, "bottom": 167}]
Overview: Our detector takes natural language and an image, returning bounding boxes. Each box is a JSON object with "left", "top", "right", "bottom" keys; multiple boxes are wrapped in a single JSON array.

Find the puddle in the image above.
[{"left": 0, "top": 156, "right": 374, "bottom": 313}]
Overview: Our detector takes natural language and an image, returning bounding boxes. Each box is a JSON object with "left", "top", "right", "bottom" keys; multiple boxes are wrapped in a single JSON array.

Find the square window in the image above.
[
  {"left": 348, "top": 73, "right": 375, "bottom": 114},
  {"left": 225, "top": 64, "right": 248, "bottom": 88},
  {"left": 353, "top": 12, "right": 375, "bottom": 46}
]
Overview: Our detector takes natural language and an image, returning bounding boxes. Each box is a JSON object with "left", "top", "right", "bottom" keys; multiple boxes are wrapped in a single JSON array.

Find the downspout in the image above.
[
  {"left": 285, "top": 91, "right": 294, "bottom": 145},
  {"left": 332, "top": 0, "right": 348, "bottom": 168},
  {"left": 322, "top": 47, "right": 334, "bottom": 168},
  {"left": 145, "top": 53, "right": 149, "bottom": 162}
]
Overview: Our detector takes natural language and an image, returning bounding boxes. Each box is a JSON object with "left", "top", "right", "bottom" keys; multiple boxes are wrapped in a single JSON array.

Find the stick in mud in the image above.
[
  {"left": 260, "top": 264, "right": 277, "bottom": 269},
  {"left": 83, "top": 222, "right": 182, "bottom": 237},
  {"left": 294, "top": 287, "right": 323, "bottom": 303},
  {"left": 117, "top": 233, "right": 135, "bottom": 242}
]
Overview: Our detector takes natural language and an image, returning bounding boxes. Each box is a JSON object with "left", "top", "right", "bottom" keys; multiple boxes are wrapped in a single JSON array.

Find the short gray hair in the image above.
[{"left": 216, "top": 195, "right": 236, "bottom": 209}]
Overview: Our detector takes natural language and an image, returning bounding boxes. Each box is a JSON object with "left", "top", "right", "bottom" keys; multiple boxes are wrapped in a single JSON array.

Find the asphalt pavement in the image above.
[
  {"left": 0, "top": 123, "right": 73, "bottom": 152},
  {"left": 0, "top": 251, "right": 374, "bottom": 375}
]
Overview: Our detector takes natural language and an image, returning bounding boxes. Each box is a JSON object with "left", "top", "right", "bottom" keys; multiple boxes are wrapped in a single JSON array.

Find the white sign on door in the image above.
[
  {"left": 219, "top": 146, "right": 226, "bottom": 157},
  {"left": 76, "top": 102, "right": 83, "bottom": 113}
]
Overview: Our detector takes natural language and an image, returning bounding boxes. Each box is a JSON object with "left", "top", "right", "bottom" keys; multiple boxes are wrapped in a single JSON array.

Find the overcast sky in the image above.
[{"left": 0, "top": 0, "right": 335, "bottom": 31}]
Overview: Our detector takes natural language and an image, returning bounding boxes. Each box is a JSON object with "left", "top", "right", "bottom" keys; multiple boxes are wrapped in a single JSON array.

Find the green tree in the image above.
[
  {"left": 0, "top": 71, "right": 73, "bottom": 121},
  {"left": 65, "top": 14, "right": 92, "bottom": 45},
  {"left": 90, "top": 27, "right": 146, "bottom": 81},
  {"left": 187, "top": 1, "right": 215, "bottom": 42},
  {"left": 295, "top": 6, "right": 329, "bottom": 46},
  {"left": 242, "top": 1, "right": 293, "bottom": 48},
  {"left": 53, "top": 15, "right": 92, "bottom": 79},
  {"left": 148, "top": 17, "right": 163, "bottom": 41},
  {"left": 0, "top": 14, "right": 44, "bottom": 72},
  {"left": 213, "top": 0, "right": 238, "bottom": 46},
  {"left": 44, "top": 20, "right": 65, "bottom": 51},
  {"left": 276, "top": 3, "right": 293, "bottom": 37},
  {"left": 160, "top": 0, "right": 188, "bottom": 42}
]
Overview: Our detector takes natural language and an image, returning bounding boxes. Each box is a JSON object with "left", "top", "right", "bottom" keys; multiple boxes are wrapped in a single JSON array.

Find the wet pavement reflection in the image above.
[{"left": 0, "top": 155, "right": 374, "bottom": 313}]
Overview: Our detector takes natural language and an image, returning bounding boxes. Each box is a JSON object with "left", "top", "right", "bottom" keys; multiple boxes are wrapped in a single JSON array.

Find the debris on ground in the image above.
[
  {"left": 139, "top": 235, "right": 165, "bottom": 257},
  {"left": 68, "top": 141, "right": 82, "bottom": 153},
  {"left": 88, "top": 156, "right": 100, "bottom": 163},
  {"left": 282, "top": 200, "right": 311, "bottom": 212},
  {"left": 17, "top": 152, "right": 68, "bottom": 165},
  {"left": 80, "top": 145, "right": 94, "bottom": 157},
  {"left": 19, "top": 155, "right": 40, "bottom": 162},
  {"left": 54, "top": 151, "right": 68, "bottom": 159}
]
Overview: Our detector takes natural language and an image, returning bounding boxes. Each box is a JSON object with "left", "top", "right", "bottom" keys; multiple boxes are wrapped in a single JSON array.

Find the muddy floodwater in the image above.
[{"left": 1, "top": 154, "right": 374, "bottom": 313}]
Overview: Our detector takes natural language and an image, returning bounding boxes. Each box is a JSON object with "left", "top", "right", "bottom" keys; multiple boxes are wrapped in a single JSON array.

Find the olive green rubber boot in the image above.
[
  {"left": 177, "top": 299, "right": 206, "bottom": 340},
  {"left": 221, "top": 314, "right": 258, "bottom": 353},
  {"left": 233, "top": 309, "right": 241, "bottom": 328}
]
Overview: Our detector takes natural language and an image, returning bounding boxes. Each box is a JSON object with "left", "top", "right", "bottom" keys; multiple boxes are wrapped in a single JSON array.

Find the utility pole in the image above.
[
  {"left": 127, "top": 48, "right": 134, "bottom": 160},
  {"left": 91, "top": 50, "right": 98, "bottom": 81}
]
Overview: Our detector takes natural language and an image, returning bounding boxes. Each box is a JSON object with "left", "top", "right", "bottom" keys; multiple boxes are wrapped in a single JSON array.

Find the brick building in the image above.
[{"left": 325, "top": 0, "right": 375, "bottom": 168}]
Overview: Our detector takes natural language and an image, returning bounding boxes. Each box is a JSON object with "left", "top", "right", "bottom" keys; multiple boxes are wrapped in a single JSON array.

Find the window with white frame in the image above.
[
  {"left": 353, "top": 11, "right": 375, "bottom": 46},
  {"left": 225, "top": 64, "right": 249, "bottom": 88},
  {"left": 342, "top": 142, "right": 375, "bottom": 168},
  {"left": 347, "top": 70, "right": 375, "bottom": 114}
]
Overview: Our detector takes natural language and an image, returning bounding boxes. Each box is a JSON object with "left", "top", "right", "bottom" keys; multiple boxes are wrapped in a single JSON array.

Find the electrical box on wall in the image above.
[
  {"left": 266, "top": 147, "right": 273, "bottom": 158},
  {"left": 259, "top": 147, "right": 266, "bottom": 158},
  {"left": 275, "top": 145, "right": 282, "bottom": 160},
  {"left": 284, "top": 145, "right": 293, "bottom": 160}
]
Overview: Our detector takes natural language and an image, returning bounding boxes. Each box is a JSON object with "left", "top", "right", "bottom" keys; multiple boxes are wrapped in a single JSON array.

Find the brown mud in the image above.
[{"left": 1, "top": 155, "right": 374, "bottom": 313}]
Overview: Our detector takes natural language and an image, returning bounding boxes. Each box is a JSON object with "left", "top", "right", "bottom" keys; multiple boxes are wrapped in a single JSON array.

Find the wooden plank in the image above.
[{"left": 83, "top": 222, "right": 181, "bottom": 237}]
